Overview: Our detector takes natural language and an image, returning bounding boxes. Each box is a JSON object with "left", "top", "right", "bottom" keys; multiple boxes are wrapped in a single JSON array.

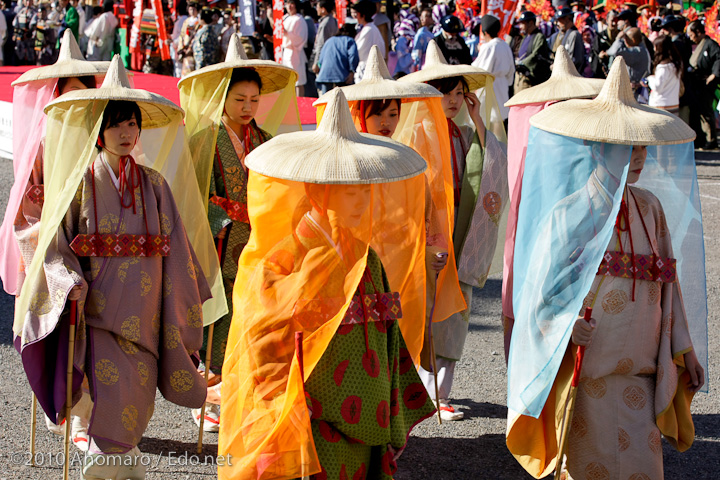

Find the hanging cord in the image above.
[
  {"left": 614, "top": 194, "right": 637, "bottom": 301},
  {"left": 447, "top": 118, "right": 467, "bottom": 208}
]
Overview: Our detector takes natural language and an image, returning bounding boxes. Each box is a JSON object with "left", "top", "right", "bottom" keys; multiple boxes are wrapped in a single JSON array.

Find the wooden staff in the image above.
[
  {"left": 64, "top": 300, "right": 78, "bottom": 480},
  {"left": 30, "top": 393, "right": 36, "bottom": 466},
  {"left": 428, "top": 253, "right": 447, "bottom": 425},
  {"left": 554, "top": 307, "right": 593, "bottom": 478},
  {"left": 197, "top": 238, "right": 223, "bottom": 454}
]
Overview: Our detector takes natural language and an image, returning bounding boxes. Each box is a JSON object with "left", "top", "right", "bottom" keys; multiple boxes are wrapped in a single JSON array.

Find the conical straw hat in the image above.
[
  {"left": 246, "top": 89, "right": 427, "bottom": 184},
  {"left": 398, "top": 39, "right": 494, "bottom": 91},
  {"left": 177, "top": 34, "right": 296, "bottom": 94},
  {"left": 530, "top": 57, "right": 695, "bottom": 145},
  {"left": 12, "top": 30, "right": 110, "bottom": 86},
  {"left": 45, "top": 55, "right": 182, "bottom": 129},
  {"left": 313, "top": 46, "right": 441, "bottom": 106},
  {"left": 505, "top": 46, "right": 605, "bottom": 107}
]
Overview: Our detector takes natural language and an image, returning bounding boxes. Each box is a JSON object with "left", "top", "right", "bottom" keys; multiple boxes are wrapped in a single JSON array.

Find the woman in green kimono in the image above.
[
  {"left": 399, "top": 38, "right": 508, "bottom": 420},
  {"left": 179, "top": 33, "right": 299, "bottom": 430},
  {"left": 219, "top": 88, "right": 435, "bottom": 480}
]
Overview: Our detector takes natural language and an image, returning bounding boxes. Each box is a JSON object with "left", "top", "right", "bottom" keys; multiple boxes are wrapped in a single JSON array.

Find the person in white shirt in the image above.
[
  {"left": 282, "top": 0, "right": 308, "bottom": 97},
  {"left": 350, "top": 0, "right": 384, "bottom": 82},
  {"left": 472, "top": 14, "right": 515, "bottom": 121},
  {"left": 644, "top": 34, "right": 682, "bottom": 115},
  {"left": 85, "top": 0, "right": 117, "bottom": 61}
]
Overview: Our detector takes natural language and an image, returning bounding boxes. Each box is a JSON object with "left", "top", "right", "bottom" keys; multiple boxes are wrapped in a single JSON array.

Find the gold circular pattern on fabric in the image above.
[
  {"left": 629, "top": 474, "right": 652, "bottom": 480},
  {"left": 151, "top": 312, "right": 160, "bottom": 336},
  {"left": 187, "top": 258, "right": 197, "bottom": 280},
  {"left": 663, "top": 313, "right": 673, "bottom": 338},
  {"left": 570, "top": 413, "right": 587, "bottom": 438},
  {"left": 140, "top": 271, "right": 152, "bottom": 297},
  {"left": 118, "top": 336, "right": 139, "bottom": 355},
  {"left": 658, "top": 211, "right": 668, "bottom": 237},
  {"left": 98, "top": 214, "right": 120, "bottom": 234},
  {"left": 618, "top": 427, "right": 630, "bottom": 452},
  {"left": 160, "top": 213, "right": 172, "bottom": 236},
  {"left": 137, "top": 361, "right": 149, "bottom": 386},
  {"left": 582, "top": 378, "right": 607, "bottom": 399},
  {"left": 635, "top": 194, "right": 650, "bottom": 216},
  {"left": 121, "top": 315, "right": 141, "bottom": 342},
  {"left": 55, "top": 289, "right": 66, "bottom": 309},
  {"left": 121, "top": 405, "right": 138, "bottom": 431},
  {"left": 30, "top": 292, "right": 52, "bottom": 316},
  {"left": 647, "top": 281, "right": 661, "bottom": 305},
  {"left": 163, "top": 273, "right": 173, "bottom": 297},
  {"left": 117, "top": 257, "right": 139, "bottom": 283},
  {"left": 164, "top": 324, "right": 181, "bottom": 350},
  {"left": 170, "top": 370, "right": 194, "bottom": 393},
  {"left": 148, "top": 170, "right": 164, "bottom": 187},
  {"left": 623, "top": 385, "right": 647, "bottom": 410},
  {"left": 602, "top": 289, "right": 628, "bottom": 315},
  {"left": 95, "top": 359, "right": 119, "bottom": 385},
  {"left": 584, "top": 461, "right": 610, "bottom": 480},
  {"left": 187, "top": 304, "right": 203, "bottom": 328},
  {"left": 90, "top": 257, "right": 102, "bottom": 280},
  {"left": 86, "top": 290, "right": 106, "bottom": 316},
  {"left": 613, "top": 358, "right": 634, "bottom": 375},
  {"left": 582, "top": 292, "right": 595, "bottom": 311},
  {"left": 648, "top": 429, "right": 662, "bottom": 455}
]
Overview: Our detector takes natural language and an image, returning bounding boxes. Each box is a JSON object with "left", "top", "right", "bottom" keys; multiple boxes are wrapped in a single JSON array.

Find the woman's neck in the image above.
[
  {"left": 103, "top": 149, "right": 122, "bottom": 176},
  {"left": 223, "top": 114, "right": 246, "bottom": 139}
]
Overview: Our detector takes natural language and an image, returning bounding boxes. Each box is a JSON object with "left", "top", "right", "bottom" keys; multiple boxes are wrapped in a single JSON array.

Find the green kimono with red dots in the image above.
[{"left": 299, "top": 228, "right": 435, "bottom": 479}]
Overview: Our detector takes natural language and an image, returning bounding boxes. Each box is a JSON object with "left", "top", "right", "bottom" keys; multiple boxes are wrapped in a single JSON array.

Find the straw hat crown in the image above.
[
  {"left": 505, "top": 46, "right": 605, "bottom": 106},
  {"left": 246, "top": 89, "right": 427, "bottom": 184},
  {"left": 530, "top": 57, "right": 695, "bottom": 145},
  {"left": 45, "top": 55, "right": 183, "bottom": 129},
  {"left": 178, "top": 33, "right": 296, "bottom": 94},
  {"left": 313, "top": 46, "right": 441, "bottom": 105},
  {"left": 398, "top": 39, "right": 494, "bottom": 91},
  {"left": 12, "top": 30, "right": 110, "bottom": 86}
]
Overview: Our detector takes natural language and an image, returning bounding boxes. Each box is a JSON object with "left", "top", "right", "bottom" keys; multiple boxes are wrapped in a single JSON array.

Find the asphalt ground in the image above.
[{"left": 0, "top": 151, "right": 718, "bottom": 479}]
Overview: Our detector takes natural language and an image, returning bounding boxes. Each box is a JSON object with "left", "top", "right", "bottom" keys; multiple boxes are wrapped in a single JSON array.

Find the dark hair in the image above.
[
  {"left": 176, "top": 0, "right": 188, "bottom": 16},
  {"left": 188, "top": 2, "right": 199, "bottom": 10},
  {"left": 362, "top": 98, "right": 401, "bottom": 118},
  {"left": 57, "top": 75, "right": 96, "bottom": 93},
  {"left": 92, "top": 5, "right": 102, "bottom": 16},
  {"left": 200, "top": 8, "right": 214, "bottom": 24},
  {"left": 420, "top": 7, "right": 432, "bottom": 16},
  {"left": 427, "top": 76, "right": 468, "bottom": 94},
  {"left": 653, "top": 34, "right": 683, "bottom": 75},
  {"left": 337, "top": 23, "right": 356, "bottom": 37},
  {"left": 99, "top": 101, "right": 142, "bottom": 145},
  {"left": 318, "top": 0, "right": 335, "bottom": 13},
  {"left": 688, "top": 20, "right": 705, "bottom": 36},
  {"left": 228, "top": 67, "right": 263, "bottom": 93},
  {"left": 102, "top": 0, "right": 113, "bottom": 13},
  {"left": 350, "top": 0, "right": 375, "bottom": 22},
  {"left": 285, "top": 0, "right": 301, "bottom": 11}
]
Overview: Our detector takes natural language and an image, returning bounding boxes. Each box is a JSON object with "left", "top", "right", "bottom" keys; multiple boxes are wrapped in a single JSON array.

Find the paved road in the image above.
[{"left": 0, "top": 152, "right": 718, "bottom": 479}]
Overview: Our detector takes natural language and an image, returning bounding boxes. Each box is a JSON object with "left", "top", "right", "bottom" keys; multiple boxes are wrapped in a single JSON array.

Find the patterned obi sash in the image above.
[
  {"left": 26, "top": 184, "right": 44, "bottom": 205},
  {"left": 597, "top": 251, "right": 676, "bottom": 283},
  {"left": 209, "top": 195, "right": 249, "bottom": 224},
  {"left": 343, "top": 292, "right": 402, "bottom": 325},
  {"left": 70, "top": 234, "right": 170, "bottom": 257}
]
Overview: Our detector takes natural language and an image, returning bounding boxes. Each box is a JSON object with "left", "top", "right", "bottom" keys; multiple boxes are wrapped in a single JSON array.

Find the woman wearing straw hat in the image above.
[
  {"left": 313, "top": 45, "right": 467, "bottom": 422},
  {"left": 0, "top": 29, "right": 109, "bottom": 448},
  {"left": 501, "top": 46, "right": 604, "bottom": 362},
  {"left": 399, "top": 38, "right": 507, "bottom": 421},
  {"left": 219, "top": 88, "right": 434, "bottom": 480},
  {"left": 506, "top": 58, "right": 706, "bottom": 479},
  {"left": 16, "top": 56, "right": 213, "bottom": 479},
  {"left": 179, "top": 33, "right": 298, "bottom": 432}
]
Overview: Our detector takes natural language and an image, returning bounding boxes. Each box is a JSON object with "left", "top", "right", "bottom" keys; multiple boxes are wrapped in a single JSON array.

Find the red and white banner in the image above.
[
  {"left": 273, "top": 0, "right": 284, "bottom": 63},
  {"left": 151, "top": 0, "right": 170, "bottom": 60},
  {"left": 336, "top": 0, "right": 347, "bottom": 27},
  {"left": 484, "top": 0, "right": 521, "bottom": 38}
]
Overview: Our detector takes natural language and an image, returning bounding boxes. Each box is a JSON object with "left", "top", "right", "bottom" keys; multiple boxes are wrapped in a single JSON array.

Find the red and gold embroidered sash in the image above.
[
  {"left": 209, "top": 195, "right": 249, "bottom": 223},
  {"left": 597, "top": 251, "right": 676, "bottom": 283},
  {"left": 26, "top": 184, "right": 44, "bottom": 205},
  {"left": 70, "top": 233, "right": 170, "bottom": 257},
  {"left": 343, "top": 291, "right": 403, "bottom": 325}
]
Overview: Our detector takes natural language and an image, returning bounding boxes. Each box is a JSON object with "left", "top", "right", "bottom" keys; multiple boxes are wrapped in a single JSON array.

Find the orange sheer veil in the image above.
[
  {"left": 219, "top": 90, "right": 427, "bottom": 480},
  {"left": 313, "top": 48, "right": 466, "bottom": 366}
]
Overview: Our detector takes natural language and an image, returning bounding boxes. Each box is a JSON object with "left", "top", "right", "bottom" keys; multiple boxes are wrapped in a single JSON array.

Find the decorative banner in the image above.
[
  {"left": 273, "top": 0, "right": 283, "bottom": 62},
  {"left": 336, "top": 0, "right": 347, "bottom": 27},
  {"left": 239, "top": 0, "right": 257, "bottom": 36},
  {"left": 129, "top": 0, "right": 144, "bottom": 54},
  {"left": 485, "top": 0, "right": 521, "bottom": 38},
  {"left": 707, "top": 1, "right": 720, "bottom": 43},
  {"left": 151, "top": 0, "right": 170, "bottom": 60}
]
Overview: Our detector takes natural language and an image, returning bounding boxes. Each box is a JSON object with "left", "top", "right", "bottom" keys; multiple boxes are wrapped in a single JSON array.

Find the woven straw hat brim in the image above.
[
  {"left": 505, "top": 45, "right": 605, "bottom": 107},
  {"left": 246, "top": 89, "right": 427, "bottom": 184},
  {"left": 44, "top": 56, "right": 182, "bottom": 129},
  {"left": 313, "top": 45, "right": 441, "bottom": 106},
  {"left": 177, "top": 34, "right": 296, "bottom": 94},
  {"left": 530, "top": 57, "right": 695, "bottom": 145},
  {"left": 12, "top": 30, "right": 109, "bottom": 86},
  {"left": 398, "top": 40, "right": 494, "bottom": 91}
]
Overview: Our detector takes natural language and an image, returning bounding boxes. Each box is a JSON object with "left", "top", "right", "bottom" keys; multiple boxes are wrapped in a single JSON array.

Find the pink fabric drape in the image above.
[
  {"left": 0, "top": 80, "right": 56, "bottom": 294},
  {"left": 501, "top": 102, "right": 552, "bottom": 319}
]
